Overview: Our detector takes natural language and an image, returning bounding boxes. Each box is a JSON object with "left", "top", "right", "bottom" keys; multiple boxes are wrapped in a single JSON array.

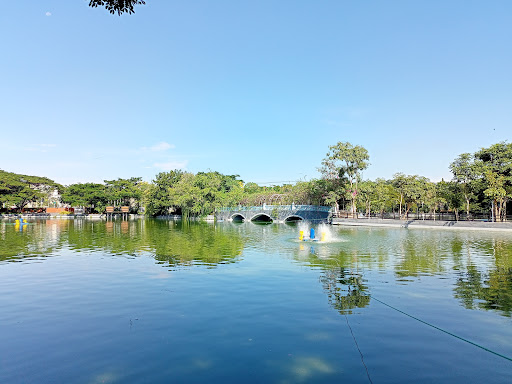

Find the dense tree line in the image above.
[
  {"left": 320, "top": 141, "right": 512, "bottom": 222},
  {"left": 1, "top": 141, "right": 511, "bottom": 220},
  {"left": 0, "top": 170, "right": 63, "bottom": 212},
  {"left": 143, "top": 171, "right": 243, "bottom": 218},
  {"left": 60, "top": 177, "right": 145, "bottom": 214}
]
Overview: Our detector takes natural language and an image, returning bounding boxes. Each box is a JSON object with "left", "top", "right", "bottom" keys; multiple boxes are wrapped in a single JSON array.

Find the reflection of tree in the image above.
[
  {"left": 66, "top": 220, "right": 245, "bottom": 267},
  {"left": 150, "top": 221, "right": 245, "bottom": 267},
  {"left": 65, "top": 219, "right": 145, "bottom": 255},
  {"left": 0, "top": 221, "right": 63, "bottom": 262},
  {"left": 319, "top": 267, "right": 370, "bottom": 314},
  {"left": 300, "top": 228, "right": 512, "bottom": 319},
  {"left": 454, "top": 265, "right": 483, "bottom": 309},
  {"left": 395, "top": 234, "right": 447, "bottom": 278},
  {"left": 1, "top": 220, "right": 245, "bottom": 268},
  {"left": 453, "top": 235, "right": 512, "bottom": 317},
  {"left": 454, "top": 266, "right": 512, "bottom": 317}
]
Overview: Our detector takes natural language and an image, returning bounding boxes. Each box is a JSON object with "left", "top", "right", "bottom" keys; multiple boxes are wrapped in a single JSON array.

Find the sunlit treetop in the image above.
[{"left": 88, "top": 0, "right": 146, "bottom": 15}]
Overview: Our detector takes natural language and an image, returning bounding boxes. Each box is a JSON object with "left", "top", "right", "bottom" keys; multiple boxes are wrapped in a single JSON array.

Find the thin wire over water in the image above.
[
  {"left": 370, "top": 295, "right": 512, "bottom": 363},
  {"left": 344, "top": 313, "right": 373, "bottom": 384}
]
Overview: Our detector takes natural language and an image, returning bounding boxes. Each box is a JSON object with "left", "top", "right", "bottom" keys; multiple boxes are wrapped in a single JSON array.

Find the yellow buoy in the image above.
[{"left": 299, "top": 230, "right": 304, "bottom": 241}]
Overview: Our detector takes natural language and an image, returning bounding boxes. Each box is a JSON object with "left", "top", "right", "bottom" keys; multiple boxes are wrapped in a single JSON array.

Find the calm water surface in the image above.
[{"left": 1, "top": 219, "right": 511, "bottom": 383}]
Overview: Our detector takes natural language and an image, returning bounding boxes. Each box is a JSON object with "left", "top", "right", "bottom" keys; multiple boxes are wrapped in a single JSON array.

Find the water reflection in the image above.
[
  {"left": 0, "top": 220, "right": 64, "bottom": 262},
  {"left": 394, "top": 231, "right": 449, "bottom": 277},
  {"left": 149, "top": 221, "right": 245, "bottom": 267},
  {"left": 0, "top": 219, "right": 245, "bottom": 268},
  {"left": 451, "top": 235, "right": 512, "bottom": 316},
  {"left": 455, "top": 266, "right": 512, "bottom": 316},
  {"left": 2, "top": 220, "right": 512, "bottom": 318},
  {"left": 296, "top": 227, "right": 512, "bottom": 317},
  {"left": 319, "top": 267, "right": 370, "bottom": 314},
  {"left": 2, "top": 220, "right": 512, "bottom": 383}
]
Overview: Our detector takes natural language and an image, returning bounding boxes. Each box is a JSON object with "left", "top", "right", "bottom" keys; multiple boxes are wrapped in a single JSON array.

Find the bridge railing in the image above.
[{"left": 217, "top": 205, "right": 332, "bottom": 213}]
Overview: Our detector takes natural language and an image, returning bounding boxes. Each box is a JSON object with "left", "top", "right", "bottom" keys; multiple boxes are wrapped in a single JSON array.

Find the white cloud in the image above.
[
  {"left": 142, "top": 142, "right": 175, "bottom": 152},
  {"left": 153, "top": 161, "right": 188, "bottom": 171},
  {"left": 45, "top": 12, "right": 52, "bottom": 16},
  {"left": 22, "top": 143, "right": 57, "bottom": 152}
]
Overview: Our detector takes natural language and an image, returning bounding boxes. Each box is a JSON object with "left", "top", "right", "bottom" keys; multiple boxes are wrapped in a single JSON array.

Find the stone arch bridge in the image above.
[{"left": 216, "top": 205, "right": 332, "bottom": 223}]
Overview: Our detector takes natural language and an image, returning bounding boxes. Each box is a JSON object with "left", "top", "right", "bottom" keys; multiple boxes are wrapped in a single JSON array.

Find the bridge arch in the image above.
[
  {"left": 284, "top": 215, "right": 304, "bottom": 223},
  {"left": 216, "top": 205, "right": 331, "bottom": 224},
  {"left": 251, "top": 213, "right": 273, "bottom": 223},
  {"left": 231, "top": 214, "right": 245, "bottom": 222}
]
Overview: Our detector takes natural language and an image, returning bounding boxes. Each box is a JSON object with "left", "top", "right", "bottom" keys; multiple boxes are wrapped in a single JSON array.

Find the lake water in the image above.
[{"left": 1, "top": 219, "right": 511, "bottom": 383}]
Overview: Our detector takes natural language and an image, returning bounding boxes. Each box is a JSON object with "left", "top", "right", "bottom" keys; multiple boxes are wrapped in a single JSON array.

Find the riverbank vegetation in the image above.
[
  {"left": 1, "top": 141, "right": 511, "bottom": 221},
  {"left": 0, "top": 170, "right": 63, "bottom": 212}
]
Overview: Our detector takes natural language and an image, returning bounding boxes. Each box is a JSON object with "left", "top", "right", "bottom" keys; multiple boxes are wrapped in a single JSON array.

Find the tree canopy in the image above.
[
  {"left": 88, "top": 0, "right": 146, "bottom": 15},
  {"left": 0, "top": 170, "right": 62, "bottom": 211},
  {"left": 474, "top": 142, "right": 512, "bottom": 221},
  {"left": 61, "top": 177, "right": 146, "bottom": 213},
  {"left": 319, "top": 141, "right": 369, "bottom": 216},
  {"left": 143, "top": 171, "right": 244, "bottom": 218},
  {"left": 60, "top": 183, "right": 107, "bottom": 213},
  {"left": 2, "top": 140, "right": 512, "bottom": 221},
  {"left": 449, "top": 153, "right": 478, "bottom": 216}
]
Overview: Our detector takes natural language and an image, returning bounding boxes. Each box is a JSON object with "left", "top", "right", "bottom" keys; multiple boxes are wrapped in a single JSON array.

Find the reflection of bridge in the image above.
[{"left": 216, "top": 205, "right": 332, "bottom": 223}]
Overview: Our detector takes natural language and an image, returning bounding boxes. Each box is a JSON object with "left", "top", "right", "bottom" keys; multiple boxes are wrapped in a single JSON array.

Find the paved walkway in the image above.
[{"left": 332, "top": 218, "right": 512, "bottom": 232}]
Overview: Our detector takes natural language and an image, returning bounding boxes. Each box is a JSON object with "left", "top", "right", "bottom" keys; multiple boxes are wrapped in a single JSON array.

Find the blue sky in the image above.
[{"left": 1, "top": 1, "right": 511, "bottom": 185}]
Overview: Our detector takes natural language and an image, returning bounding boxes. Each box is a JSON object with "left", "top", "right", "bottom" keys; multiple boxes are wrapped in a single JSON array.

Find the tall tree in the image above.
[
  {"left": 449, "top": 153, "right": 478, "bottom": 217},
  {"left": 483, "top": 170, "right": 509, "bottom": 221},
  {"left": 357, "top": 180, "right": 376, "bottom": 217},
  {"left": 373, "top": 178, "right": 396, "bottom": 218},
  {"left": 167, "top": 173, "right": 202, "bottom": 219},
  {"left": 143, "top": 170, "right": 184, "bottom": 216},
  {"left": 474, "top": 142, "right": 512, "bottom": 221},
  {"left": 423, "top": 180, "right": 445, "bottom": 220},
  {"left": 320, "top": 142, "right": 370, "bottom": 217},
  {"left": 438, "top": 180, "right": 464, "bottom": 221},
  {"left": 392, "top": 173, "right": 425, "bottom": 219}
]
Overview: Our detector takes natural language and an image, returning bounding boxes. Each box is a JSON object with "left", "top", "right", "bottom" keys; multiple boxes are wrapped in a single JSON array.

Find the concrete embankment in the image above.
[{"left": 331, "top": 218, "right": 512, "bottom": 232}]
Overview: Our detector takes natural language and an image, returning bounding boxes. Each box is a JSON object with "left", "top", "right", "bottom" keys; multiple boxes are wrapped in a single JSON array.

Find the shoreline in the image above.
[
  {"left": 0, "top": 214, "right": 145, "bottom": 220},
  {"left": 3, "top": 214, "right": 512, "bottom": 232},
  {"left": 331, "top": 218, "right": 512, "bottom": 232}
]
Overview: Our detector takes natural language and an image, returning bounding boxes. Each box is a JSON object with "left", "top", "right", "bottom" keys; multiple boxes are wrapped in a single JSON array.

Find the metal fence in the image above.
[
  {"left": 333, "top": 211, "right": 511, "bottom": 222},
  {"left": 217, "top": 205, "right": 332, "bottom": 213}
]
